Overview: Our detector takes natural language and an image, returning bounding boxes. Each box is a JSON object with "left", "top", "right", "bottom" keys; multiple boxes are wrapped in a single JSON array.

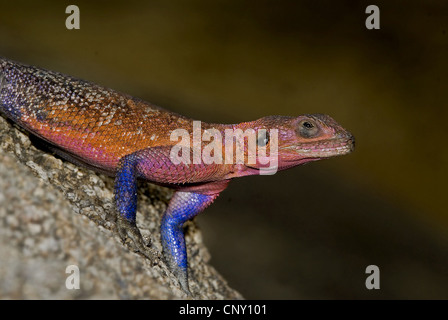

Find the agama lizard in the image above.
[{"left": 0, "top": 57, "right": 354, "bottom": 294}]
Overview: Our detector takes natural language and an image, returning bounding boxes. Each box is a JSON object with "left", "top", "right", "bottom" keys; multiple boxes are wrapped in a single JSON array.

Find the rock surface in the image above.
[{"left": 0, "top": 116, "right": 242, "bottom": 299}]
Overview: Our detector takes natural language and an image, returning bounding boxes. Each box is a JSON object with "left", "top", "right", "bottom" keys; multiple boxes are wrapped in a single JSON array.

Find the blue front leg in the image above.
[
  {"left": 161, "top": 191, "right": 218, "bottom": 293},
  {"left": 115, "top": 153, "right": 138, "bottom": 222},
  {"left": 114, "top": 152, "right": 157, "bottom": 260}
]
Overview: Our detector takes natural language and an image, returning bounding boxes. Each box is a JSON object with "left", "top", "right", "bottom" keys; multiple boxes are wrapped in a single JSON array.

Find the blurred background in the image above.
[{"left": 0, "top": 0, "right": 447, "bottom": 299}]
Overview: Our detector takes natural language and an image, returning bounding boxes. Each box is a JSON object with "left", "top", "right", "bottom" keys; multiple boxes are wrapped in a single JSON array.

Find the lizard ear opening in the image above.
[{"left": 256, "top": 129, "right": 270, "bottom": 147}]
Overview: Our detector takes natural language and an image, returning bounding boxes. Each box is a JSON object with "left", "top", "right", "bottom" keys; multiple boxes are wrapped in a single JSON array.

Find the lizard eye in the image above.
[
  {"left": 298, "top": 119, "right": 320, "bottom": 138},
  {"left": 303, "top": 121, "right": 314, "bottom": 129},
  {"left": 257, "top": 130, "right": 270, "bottom": 147}
]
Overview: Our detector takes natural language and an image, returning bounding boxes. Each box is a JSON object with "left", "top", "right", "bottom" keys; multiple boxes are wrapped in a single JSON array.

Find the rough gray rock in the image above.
[{"left": 0, "top": 116, "right": 242, "bottom": 299}]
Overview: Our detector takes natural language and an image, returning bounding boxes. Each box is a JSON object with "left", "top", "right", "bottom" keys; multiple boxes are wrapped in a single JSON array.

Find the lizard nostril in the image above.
[{"left": 349, "top": 135, "right": 355, "bottom": 151}]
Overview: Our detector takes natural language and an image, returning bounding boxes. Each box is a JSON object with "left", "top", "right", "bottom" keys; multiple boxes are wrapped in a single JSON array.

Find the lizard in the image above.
[{"left": 0, "top": 57, "right": 355, "bottom": 295}]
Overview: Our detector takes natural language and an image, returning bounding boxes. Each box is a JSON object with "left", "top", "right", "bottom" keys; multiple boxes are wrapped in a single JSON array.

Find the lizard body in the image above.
[{"left": 0, "top": 57, "right": 354, "bottom": 294}]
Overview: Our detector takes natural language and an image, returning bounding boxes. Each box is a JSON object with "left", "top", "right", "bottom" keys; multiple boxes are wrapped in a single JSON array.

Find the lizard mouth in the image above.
[{"left": 283, "top": 136, "right": 355, "bottom": 159}]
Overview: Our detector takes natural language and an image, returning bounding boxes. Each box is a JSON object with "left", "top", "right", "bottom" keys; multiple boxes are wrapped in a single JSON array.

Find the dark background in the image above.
[{"left": 0, "top": 1, "right": 447, "bottom": 299}]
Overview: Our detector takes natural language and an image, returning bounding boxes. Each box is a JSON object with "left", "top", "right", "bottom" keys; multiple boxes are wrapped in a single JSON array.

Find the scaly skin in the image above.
[{"left": 0, "top": 57, "right": 354, "bottom": 294}]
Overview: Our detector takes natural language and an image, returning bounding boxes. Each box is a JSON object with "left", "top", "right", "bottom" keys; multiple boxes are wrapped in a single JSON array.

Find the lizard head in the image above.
[{"left": 231, "top": 114, "right": 355, "bottom": 175}]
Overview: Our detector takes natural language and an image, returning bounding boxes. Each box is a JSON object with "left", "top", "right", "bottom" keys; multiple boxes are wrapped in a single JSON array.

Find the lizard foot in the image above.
[{"left": 116, "top": 216, "right": 159, "bottom": 263}]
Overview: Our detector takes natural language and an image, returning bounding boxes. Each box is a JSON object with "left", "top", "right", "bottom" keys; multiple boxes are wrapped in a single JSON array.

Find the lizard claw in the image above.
[
  {"left": 116, "top": 216, "right": 159, "bottom": 262},
  {"left": 175, "top": 266, "right": 192, "bottom": 296},
  {"left": 164, "top": 256, "right": 192, "bottom": 296}
]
